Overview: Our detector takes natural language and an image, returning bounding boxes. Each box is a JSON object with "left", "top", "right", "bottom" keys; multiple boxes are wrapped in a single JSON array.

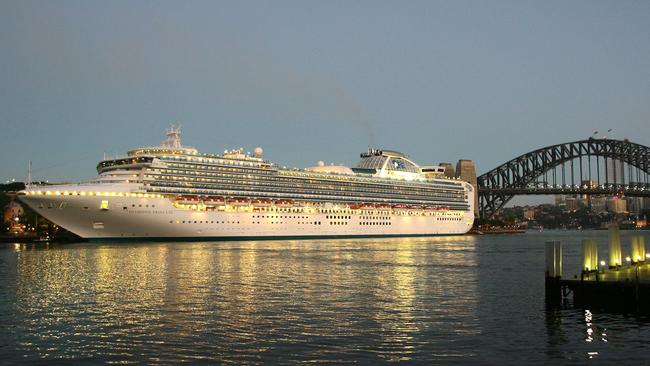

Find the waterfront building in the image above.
[{"left": 3, "top": 200, "right": 24, "bottom": 223}]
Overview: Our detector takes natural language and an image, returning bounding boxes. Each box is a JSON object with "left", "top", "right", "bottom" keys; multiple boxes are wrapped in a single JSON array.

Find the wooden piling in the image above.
[{"left": 545, "top": 241, "right": 562, "bottom": 303}]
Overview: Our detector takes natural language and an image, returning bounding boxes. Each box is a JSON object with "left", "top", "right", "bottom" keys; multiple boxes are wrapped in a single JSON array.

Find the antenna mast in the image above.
[
  {"left": 26, "top": 160, "right": 32, "bottom": 189},
  {"left": 162, "top": 123, "right": 183, "bottom": 149}
]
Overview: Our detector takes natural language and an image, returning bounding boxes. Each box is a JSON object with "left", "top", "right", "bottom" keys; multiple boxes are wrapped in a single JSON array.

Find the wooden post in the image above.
[{"left": 545, "top": 241, "right": 562, "bottom": 304}]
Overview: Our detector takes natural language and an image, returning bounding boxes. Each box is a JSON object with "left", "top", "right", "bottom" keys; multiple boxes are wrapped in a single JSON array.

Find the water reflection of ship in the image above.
[{"left": 13, "top": 237, "right": 480, "bottom": 361}]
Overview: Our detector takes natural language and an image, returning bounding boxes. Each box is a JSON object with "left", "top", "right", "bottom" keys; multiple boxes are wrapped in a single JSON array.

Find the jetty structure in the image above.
[{"left": 545, "top": 225, "right": 650, "bottom": 312}]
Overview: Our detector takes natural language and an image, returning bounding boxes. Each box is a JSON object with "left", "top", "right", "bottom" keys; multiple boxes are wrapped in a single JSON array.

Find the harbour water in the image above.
[{"left": 2, "top": 231, "right": 650, "bottom": 364}]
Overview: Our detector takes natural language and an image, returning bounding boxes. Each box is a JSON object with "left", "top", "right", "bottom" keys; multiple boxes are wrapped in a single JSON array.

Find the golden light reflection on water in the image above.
[{"left": 9, "top": 236, "right": 480, "bottom": 363}]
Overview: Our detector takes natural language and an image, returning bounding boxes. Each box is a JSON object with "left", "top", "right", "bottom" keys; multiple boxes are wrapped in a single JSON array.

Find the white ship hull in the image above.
[{"left": 19, "top": 190, "right": 474, "bottom": 240}]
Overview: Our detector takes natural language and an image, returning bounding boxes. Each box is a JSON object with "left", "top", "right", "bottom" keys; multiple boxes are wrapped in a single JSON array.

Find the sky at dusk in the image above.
[{"left": 1, "top": 1, "right": 648, "bottom": 204}]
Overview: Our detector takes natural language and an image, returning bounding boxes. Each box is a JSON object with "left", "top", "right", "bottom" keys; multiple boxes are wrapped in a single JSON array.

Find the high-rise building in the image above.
[
  {"left": 523, "top": 207, "right": 535, "bottom": 220},
  {"left": 590, "top": 196, "right": 607, "bottom": 213},
  {"left": 627, "top": 197, "right": 643, "bottom": 214},
  {"left": 456, "top": 160, "right": 478, "bottom": 216},
  {"left": 606, "top": 197, "right": 627, "bottom": 214},
  {"left": 609, "top": 159, "right": 626, "bottom": 185},
  {"left": 565, "top": 197, "right": 578, "bottom": 212},
  {"left": 642, "top": 197, "right": 650, "bottom": 210}
]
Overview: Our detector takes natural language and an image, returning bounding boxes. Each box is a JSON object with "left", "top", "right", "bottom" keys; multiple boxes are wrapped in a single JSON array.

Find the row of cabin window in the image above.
[
  {"left": 161, "top": 161, "right": 465, "bottom": 191},
  {"left": 170, "top": 220, "right": 240, "bottom": 224},
  {"left": 147, "top": 180, "right": 466, "bottom": 203},
  {"left": 253, "top": 221, "right": 322, "bottom": 225},
  {"left": 153, "top": 167, "right": 466, "bottom": 195},
  {"left": 149, "top": 179, "right": 465, "bottom": 203},
  {"left": 253, "top": 215, "right": 309, "bottom": 219},
  {"left": 124, "top": 204, "right": 155, "bottom": 209},
  {"left": 147, "top": 184, "right": 471, "bottom": 211},
  {"left": 150, "top": 172, "right": 465, "bottom": 200}
]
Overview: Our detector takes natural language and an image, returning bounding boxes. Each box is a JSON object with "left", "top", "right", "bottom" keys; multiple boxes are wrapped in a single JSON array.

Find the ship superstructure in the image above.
[{"left": 19, "top": 127, "right": 475, "bottom": 239}]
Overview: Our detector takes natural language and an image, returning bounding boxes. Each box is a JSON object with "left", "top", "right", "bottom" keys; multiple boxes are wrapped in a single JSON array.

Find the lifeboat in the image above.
[
  {"left": 351, "top": 203, "right": 375, "bottom": 210},
  {"left": 425, "top": 206, "right": 449, "bottom": 211},
  {"left": 227, "top": 197, "right": 250, "bottom": 206},
  {"left": 375, "top": 203, "right": 392, "bottom": 210},
  {"left": 391, "top": 204, "right": 409, "bottom": 210},
  {"left": 274, "top": 199, "right": 295, "bottom": 207},
  {"left": 203, "top": 196, "right": 225, "bottom": 203},
  {"left": 175, "top": 195, "right": 199, "bottom": 205},
  {"left": 251, "top": 198, "right": 272, "bottom": 207},
  {"left": 202, "top": 196, "right": 225, "bottom": 207}
]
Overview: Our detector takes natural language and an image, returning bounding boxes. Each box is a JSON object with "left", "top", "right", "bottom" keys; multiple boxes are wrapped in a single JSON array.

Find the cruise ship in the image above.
[{"left": 19, "top": 127, "right": 475, "bottom": 240}]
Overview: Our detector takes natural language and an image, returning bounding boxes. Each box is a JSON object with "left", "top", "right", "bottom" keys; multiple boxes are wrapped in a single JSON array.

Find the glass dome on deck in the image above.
[{"left": 356, "top": 149, "right": 421, "bottom": 173}]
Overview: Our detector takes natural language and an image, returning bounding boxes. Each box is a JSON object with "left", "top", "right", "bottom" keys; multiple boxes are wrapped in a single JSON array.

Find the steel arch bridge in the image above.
[{"left": 478, "top": 138, "right": 650, "bottom": 219}]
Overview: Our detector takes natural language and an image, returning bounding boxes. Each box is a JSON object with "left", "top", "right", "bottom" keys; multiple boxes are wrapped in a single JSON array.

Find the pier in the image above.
[{"left": 546, "top": 226, "right": 650, "bottom": 312}]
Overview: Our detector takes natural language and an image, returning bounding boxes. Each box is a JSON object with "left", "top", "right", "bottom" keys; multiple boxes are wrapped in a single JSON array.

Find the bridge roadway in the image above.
[{"left": 480, "top": 185, "right": 650, "bottom": 197}]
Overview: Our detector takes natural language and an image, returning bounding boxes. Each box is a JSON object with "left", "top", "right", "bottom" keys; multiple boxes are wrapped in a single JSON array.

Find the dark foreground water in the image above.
[{"left": 2, "top": 231, "right": 650, "bottom": 365}]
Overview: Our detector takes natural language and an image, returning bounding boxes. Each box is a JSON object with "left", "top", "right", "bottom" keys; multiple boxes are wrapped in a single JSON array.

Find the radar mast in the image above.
[{"left": 161, "top": 124, "right": 183, "bottom": 149}]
